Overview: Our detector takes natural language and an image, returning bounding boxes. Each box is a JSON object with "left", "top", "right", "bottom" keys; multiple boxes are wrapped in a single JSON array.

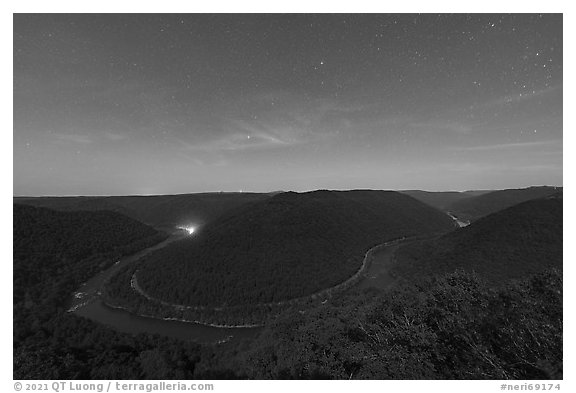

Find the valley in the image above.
[
  {"left": 67, "top": 231, "right": 417, "bottom": 343},
  {"left": 13, "top": 186, "right": 563, "bottom": 379}
]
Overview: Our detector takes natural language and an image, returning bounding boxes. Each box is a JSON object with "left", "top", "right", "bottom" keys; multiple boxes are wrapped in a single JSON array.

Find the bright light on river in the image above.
[{"left": 178, "top": 226, "right": 196, "bottom": 235}]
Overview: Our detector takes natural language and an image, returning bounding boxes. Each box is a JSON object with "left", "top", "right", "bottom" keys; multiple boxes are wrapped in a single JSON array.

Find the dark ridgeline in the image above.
[
  {"left": 132, "top": 190, "right": 455, "bottom": 309},
  {"left": 446, "top": 186, "right": 561, "bottom": 222},
  {"left": 13, "top": 204, "right": 206, "bottom": 379},
  {"left": 13, "top": 204, "right": 167, "bottom": 311},
  {"left": 391, "top": 194, "right": 563, "bottom": 284},
  {"left": 14, "top": 192, "right": 271, "bottom": 231},
  {"left": 400, "top": 189, "right": 492, "bottom": 211}
]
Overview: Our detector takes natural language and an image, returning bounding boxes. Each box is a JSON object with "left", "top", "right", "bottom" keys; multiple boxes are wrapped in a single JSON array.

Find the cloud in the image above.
[
  {"left": 177, "top": 126, "right": 303, "bottom": 153},
  {"left": 456, "top": 139, "right": 561, "bottom": 151},
  {"left": 187, "top": 133, "right": 292, "bottom": 152}
]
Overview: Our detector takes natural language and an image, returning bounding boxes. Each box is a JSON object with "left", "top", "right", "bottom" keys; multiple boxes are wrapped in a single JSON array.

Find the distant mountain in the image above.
[
  {"left": 14, "top": 192, "right": 271, "bottom": 230},
  {"left": 134, "top": 190, "right": 456, "bottom": 308},
  {"left": 400, "top": 190, "right": 491, "bottom": 211},
  {"left": 448, "top": 186, "right": 561, "bottom": 222},
  {"left": 392, "top": 195, "right": 562, "bottom": 284}
]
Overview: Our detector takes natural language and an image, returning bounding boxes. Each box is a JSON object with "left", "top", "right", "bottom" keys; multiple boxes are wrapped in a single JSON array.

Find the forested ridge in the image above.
[
  {"left": 15, "top": 192, "right": 271, "bottom": 230},
  {"left": 13, "top": 204, "right": 179, "bottom": 378},
  {"left": 13, "top": 204, "right": 169, "bottom": 311},
  {"left": 400, "top": 190, "right": 490, "bottom": 211},
  {"left": 132, "top": 190, "right": 455, "bottom": 308},
  {"left": 391, "top": 196, "right": 562, "bottom": 284},
  {"left": 447, "top": 186, "right": 561, "bottom": 222}
]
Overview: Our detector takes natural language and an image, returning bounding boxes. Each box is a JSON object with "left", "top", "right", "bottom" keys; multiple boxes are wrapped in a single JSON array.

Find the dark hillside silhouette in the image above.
[
  {"left": 14, "top": 192, "right": 271, "bottom": 230},
  {"left": 401, "top": 189, "right": 490, "bottom": 211},
  {"left": 392, "top": 196, "right": 562, "bottom": 284},
  {"left": 447, "top": 186, "right": 561, "bottom": 222}
]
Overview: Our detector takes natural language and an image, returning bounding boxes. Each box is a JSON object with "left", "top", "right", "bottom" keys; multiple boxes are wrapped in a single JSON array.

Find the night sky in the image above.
[{"left": 13, "top": 14, "right": 562, "bottom": 196}]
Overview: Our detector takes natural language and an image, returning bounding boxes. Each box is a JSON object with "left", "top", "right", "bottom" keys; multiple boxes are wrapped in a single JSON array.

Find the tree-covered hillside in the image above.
[
  {"left": 14, "top": 204, "right": 167, "bottom": 309},
  {"left": 13, "top": 204, "right": 171, "bottom": 378},
  {"left": 234, "top": 269, "right": 562, "bottom": 379},
  {"left": 132, "top": 190, "right": 455, "bottom": 309},
  {"left": 400, "top": 190, "right": 490, "bottom": 211},
  {"left": 448, "top": 186, "right": 561, "bottom": 222},
  {"left": 12, "top": 202, "right": 562, "bottom": 380},
  {"left": 392, "top": 196, "right": 562, "bottom": 284}
]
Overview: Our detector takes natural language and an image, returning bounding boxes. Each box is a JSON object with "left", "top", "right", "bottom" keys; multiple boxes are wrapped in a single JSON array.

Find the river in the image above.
[
  {"left": 68, "top": 232, "right": 262, "bottom": 344},
  {"left": 447, "top": 212, "right": 470, "bottom": 228},
  {"left": 357, "top": 241, "right": 403, "bottom": 290},
  {"left": 68, "top": 231, "right": 410, "bottom": 344}
]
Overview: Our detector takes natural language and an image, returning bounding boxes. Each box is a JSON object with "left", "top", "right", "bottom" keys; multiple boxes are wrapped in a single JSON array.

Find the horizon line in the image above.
[{"left": 12, "top": 184, "right": 563, "bottom": 199}]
